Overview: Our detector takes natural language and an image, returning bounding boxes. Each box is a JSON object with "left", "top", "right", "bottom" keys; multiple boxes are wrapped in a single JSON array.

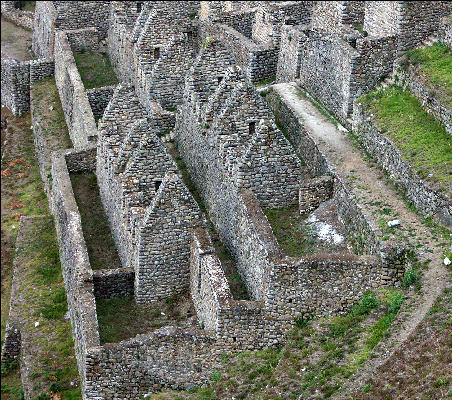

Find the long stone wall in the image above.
[
  {"left": 50, "top": 151, "right": 101, "bottom": 395},
  {"left": 353, "top": 102, "right": 452, "bottom": 227},
  {"left": 54, "top": 30, "right": 98, "bottom": 147},
  {"left": 32, "top": 1, "right": 57, "bottom": 58}
]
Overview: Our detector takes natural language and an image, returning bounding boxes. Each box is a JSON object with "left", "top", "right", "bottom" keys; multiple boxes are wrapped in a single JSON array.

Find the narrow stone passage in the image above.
[{"left": 271, "top": 82, "right": 450, "bottom": 398}]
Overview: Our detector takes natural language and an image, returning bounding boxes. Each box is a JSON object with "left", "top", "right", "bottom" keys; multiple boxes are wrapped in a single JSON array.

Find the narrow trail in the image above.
[{"left": 272, "top": 83, "right": 450, "bottom": 398}]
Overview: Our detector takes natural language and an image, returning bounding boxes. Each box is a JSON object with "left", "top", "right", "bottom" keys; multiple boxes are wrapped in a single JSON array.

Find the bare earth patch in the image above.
[{"left": 1, "top": 17, "right": 33, "bottom": 61}]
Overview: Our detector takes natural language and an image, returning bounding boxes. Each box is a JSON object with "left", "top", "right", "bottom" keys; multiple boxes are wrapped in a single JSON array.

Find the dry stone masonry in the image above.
[{"left": 2, "top": 1, "right": 450, "bottom": 399}]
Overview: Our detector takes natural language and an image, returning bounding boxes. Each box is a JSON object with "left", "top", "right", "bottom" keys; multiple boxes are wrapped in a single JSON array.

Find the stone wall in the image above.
[
  {"left": 1, "top": 0, "right": 34, "bottom": 30},
  {"left": 353, "top": 102, "right": 452, "bottom": 227},
  {"left": 265, "top": 253, "right": 393, "bottom": 318},
  {"left": 50, "top": 151, "right": 101, "bottom": 394},
  {"left": 299, "top": 175, "right": 334, "bottom": 215},
  {"left": 32, "top": 1, "right": 57, "bottom": 58},
  {"left": 212, "top": 8, "right": 256, "bottom": 38},
  {"left": 65, "top": 27, "right": 102, "bottom": 52},
  {"left": 84, "top": 328, "right": 218, "bottom": 398},
  {"left": 399, "top": 63, "right": 452, "bottom": 135},
  {"left": 397, "top": 1, "right": 452, "bottom": 55},
  {"left": 33, "top": 1, "right": 110, "bottom": 58},
  {"left": 92, "top": 268, "right": 135, "bottom": 299},
  {"left": 64, "top": 147, "right": 97, "bottom": 173},
  {"left": 29, "top": 58, "right": 55, "bottom": 82},
  {"left": 363, "top": 1, "right": 400, "bottom": 37},
  {"left": 1, "top": 58, "right": 30, "bottom": 116},
  {"left": 438, "top": 15, "right": 452, "bottom": 48},
  {"left": 54, "top": 30, "right": 98, "bottom": 147},
  {"left": 276, "top": 27, "right": 398, "bottom": 121},
  {"left": 1, "top": 57, "right": 54, "bottom": 116},
  {"left": 252, "top": 1, "right": 314, "bottom": 47},
  {"left": 266, "top": 87, "right": 382, "bottom": 255},
  {"left": 0, "top": 324, "right": 21, "bottom": 366},
  {"left": 86, "top": 85, "right": 115, "bottom": 121},
  {"left": 311, "top": 1, "right": 344, "bottom": 34}
]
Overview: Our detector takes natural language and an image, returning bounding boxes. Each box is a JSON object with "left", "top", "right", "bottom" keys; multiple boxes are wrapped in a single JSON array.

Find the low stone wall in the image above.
[
  {"left": 299, "top": 175, "right": 333, "bottom": 214},
  {"left": 1, "top": 58, "right": 30, "bottom": 116},
  {"left": 54, "top": 30, "right": 98, "bottom": 147},
  {"left": 1, "top": 57, "right": 54, "bottom": 116},
  {"left": 93, "top": 268, "right": 135, "bottom": 299},
  {"left": 266, "top": 253, "right": 392, "bottom": 318},
  {"left": 84, "top": 328, "right": 218, "bottom": 398},
  {"left": 353, "top": 102, "right": 452, "bottom": 227},
  {"left": 1, "top": 1, "right": 34, "bottom": 31},
  {"left": 64, "top": 147, "right": 97, "bottom": 172},
  {"left": 66, "top": 27, "right": 102, "bottom": 52},
  {"left": 399, "top": 65, "right": 451, "bottom": 135},
  {"left": 86, "top": 85, "right": 116, "bottom": 121},
  {"left": 0, "top": 324, "right": 21, "bottom": 366},
  {"left": 29, "top": 59, "right": 55, "bottom": 82}
]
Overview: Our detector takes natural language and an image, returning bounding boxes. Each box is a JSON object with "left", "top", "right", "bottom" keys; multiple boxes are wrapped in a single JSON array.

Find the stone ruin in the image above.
[{"left": 1, "top": 1, "right": 451, "bottom": 398}]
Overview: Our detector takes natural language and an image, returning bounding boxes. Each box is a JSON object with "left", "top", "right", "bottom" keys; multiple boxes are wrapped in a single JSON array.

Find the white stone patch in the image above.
[
  {"left": 306, "top": 214, "right": 344, "bottom": 245},
  {"left": 387, "top": 219, "right": 400, "bottom": 227}
]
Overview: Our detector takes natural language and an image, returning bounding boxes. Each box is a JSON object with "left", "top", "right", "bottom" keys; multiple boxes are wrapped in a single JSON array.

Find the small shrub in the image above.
[
  {"left": 388, "top": 292, "right": 404, "bottom": 314},
  {"left": 362, "top": 383, "right": 372, "bottom": 393},
  {"left": 357, "top": 292, "right": 379, "bottom": 315},
  {"left": 49, "top": 382, "right": 62, "bottom": 393},
  {"left": 211, "top": 370, "right": 221, "bottom": 382},
  {"left": 295, "top": 314, "right": 313, "bottom": 329},
  {"left": 35, "top": 392, "right": 51, "bottom": 400},
  {"left": 401, "top": 268, "right": 418, "bottom": 288}
]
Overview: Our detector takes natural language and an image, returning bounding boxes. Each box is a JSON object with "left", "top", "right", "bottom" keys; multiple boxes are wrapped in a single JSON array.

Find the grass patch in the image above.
[
  {"left": 73, "top": 51, "right": 119, "bottom": 90},
  {"left": 30, "top": 77, "right": 73, "bottom": 153},
  {"left": 264, "top": 206, "right": 315, "bottom": 257},
  {"left": 70, "top": 173, "right": 121, "bottom": 270},
  {"left": 255, "top": 76, "right": 276, "bottom": 88},
  {"left": 3, "top": 217, "right": 80, "bottom": 399},
  {"left": 360, "top": 85, "right": 452, "bottom": 190},
  {"left": 22, "top": 1, "right": 36, "bottom": 11},
  {"left": 404, "top": 42, "right": 452, "bottom": 106},
  {"left": 96, "top": 293, "right": 196, "bottom": 344}
]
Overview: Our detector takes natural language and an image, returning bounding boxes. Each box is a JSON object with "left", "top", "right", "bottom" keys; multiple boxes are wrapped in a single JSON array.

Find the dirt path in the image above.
[
  {"left": 1, "top": 17, "right": 33, "bottom": 61},
  {"left": 272, "top": 82, "right": 451, "bottom": 399}
]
